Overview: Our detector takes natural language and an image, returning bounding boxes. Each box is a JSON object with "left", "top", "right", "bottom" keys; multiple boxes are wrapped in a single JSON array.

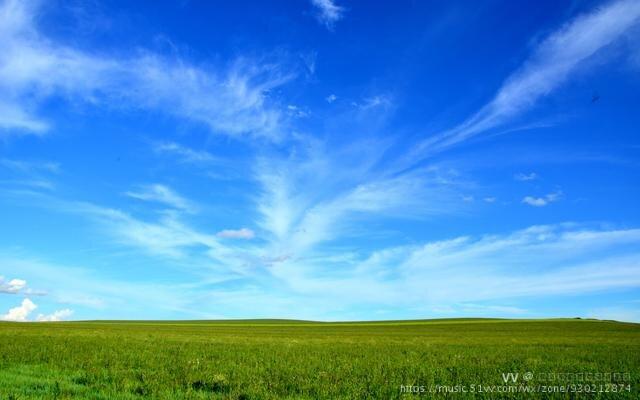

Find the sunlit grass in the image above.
[{"left": 0, "top": 319, "right": 638, "bottom": 399}]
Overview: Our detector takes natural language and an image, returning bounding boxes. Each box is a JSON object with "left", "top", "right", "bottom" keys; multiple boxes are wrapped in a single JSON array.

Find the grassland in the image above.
[{"left": 0, "top": 318, "right": 638, "bottom": 399}]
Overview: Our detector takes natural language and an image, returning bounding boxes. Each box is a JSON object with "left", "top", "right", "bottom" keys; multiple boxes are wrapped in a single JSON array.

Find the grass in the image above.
[{"left": 0, "top": 318, "right": 638, "bottom": 399}]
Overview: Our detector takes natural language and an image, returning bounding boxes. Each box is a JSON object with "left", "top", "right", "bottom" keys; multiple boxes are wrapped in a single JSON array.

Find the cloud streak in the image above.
[
  {"left": 217, "top": 228, "right": 255, "bottom": 239},
  {"left": 125, "top": 184, "right": 195, "bottom": 213},
  {"left": 515, "top": 172, "right": 538, "bottom": 181},
  {"left": 0, "top": 0, "right": 293, "bottom": 138},
  {"left": 255, "top": 141, "right": 462, "bottom": 260},
  {"left": 410, "top": 0, "right": 640, "bottom": 160},
  {"left": 153, "top": 142, "right": 220, "bottom": 165},
  {"left": 268, "top": 224, "right": 640, "bottom": 311},
  {"left": 0, "top": 254, "right": 213, "bottom": 319}
]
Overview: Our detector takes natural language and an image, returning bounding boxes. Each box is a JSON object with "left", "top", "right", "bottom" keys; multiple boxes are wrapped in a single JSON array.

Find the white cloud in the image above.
[
  {"left": 483, "top": 197, "right": 497, "bottom": 203},
  {"left": 325, "top": 94, "right": 337, "bottom": 103},
  {"left": 4, "top": 179, "right": 55, "bottom": 190},
  {"left": 522, "top": 196, "right": 547, "bottom": 207},
  {"left": 0, "top": 159, "right": 60, "bottom": 175},
  {"left": 398, "top": 225, "right": 640, "bottom": 301},
  {"left": 523, "top": 190, "right": 562, "bottom": 207},
  {"left": 1, "top": 298, "right": 36, "bottom": 321},
  {"left": 69, "top": 200, "right": 258, "bottom": 277},
  {"left": 286, "top": 104, "right": 310, "bottom": 118},
  {"left": 0, "top": 158, "right": 60, "bottom": 192},
  {"left": 3, "top": 188, "right": 256, "bottom": 279},
  {"left": 0, "top": 101, "right": 48, "bottom": 133},
  {"left": 0, "top": 276, "right": 26, "bottom": 293},
  {"left": 356, "top": 95, "right": 392, "bottom": 110},
  {"left": 125, "top": 184, "right": 195, "bottom": 213},
  {"left": 310, "top": 0, "right": 345, "bottom": 30},
  {"left": 153, "top": 142, "right": 219, "bottom": 165},
  {"left": 0, "top": 0, "right": 292, "bottom": 138},
  {"left": 515, "top": 172, "right": 538, "bottom": 181},
  {"left": 0, "top": 254, "right": 224, "bottom": 319},
  {"left": 3, "top": 224, "right": 639, "bottom": 320},
  {"left": 36, "top": 308, "right": 73, "bottom": 322},
  {"left": 0, "top": 288, "right": 73, "bottom": 322},
  {"left": 255, "top": 142, "right": 462, "bottom": 260},
  {"left": 265, "top": 224, "right": 640, "bottom": 314},
  {"left": 151, "top": 142, "right": 243, "bottom": 181},
  {"left": 1, "top": 0, "right": 638, "bottom": 322},
  {"left": 410, "top": 0, "right": 640, "bottom": 159},
  {"left": 79, "top": 202, "right": 219, "bottom": 259},
  {"left": 216, "top": 228, "right": 255, "bottom": 239},
  {"left": 300, "top": 51, "right": 317, "bottom": 74}
]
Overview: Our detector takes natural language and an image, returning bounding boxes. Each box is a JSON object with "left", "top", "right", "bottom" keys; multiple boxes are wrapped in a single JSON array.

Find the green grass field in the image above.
[{"left": 0, "top": 318, "right": 638, "bottom": 399}]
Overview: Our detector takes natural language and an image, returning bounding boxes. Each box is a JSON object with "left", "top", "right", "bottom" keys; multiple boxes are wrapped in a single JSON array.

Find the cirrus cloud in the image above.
[
  {"left": 408, "top": 0, "right": 640, "bottom": 161},
  {"left": 216, "top": 228, "right": 255, "bottom": 240},
  {"left": 0, "top": 0, "right": 293, "bottom": 139}
]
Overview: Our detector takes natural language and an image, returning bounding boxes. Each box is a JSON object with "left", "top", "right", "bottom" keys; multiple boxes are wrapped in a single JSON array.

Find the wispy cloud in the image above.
[
  {"left": 151, "top": 141, "right": 244, "bottom": 181},
  {"left": 299, "top": 51, "right": 317, "bottom": 75},
  {"left": 267, "top": 224, "right": 640, "bottom": 312},
  {"left": 409, "top": 0, "right": 640, "bottom": 160},
  {"left": 0, "top": 159, "right": 60, "bottom": 174},
  {"left": 217, "top": 228, "right": 255, "bottom": 239},
  {"left": 3, "top": 219, "right": 640, "bottom": 320},
  {"left": 125, "top": 184, "right": 195, "bottom": 213},
  {"left": 255, "top": 142, "right": 461, "bottom": 258},
  {"left": 153, "top": 142, "right": 220, "bottom": 165},
  {"left": 310, "top": 0, "right": 345, "bottom": 30},
  {"left": 79, "top": 202, "right": 219, "bottom": 259},
  {"left": 0, "top": 187, "right": 257, "bottom": 281},
  {"left": 523, "top": 190, "right": 562, "bottom": 207},
  {"left": 286, "top": 104, "right": 310, "bottom": 118},
  {"left": 0, "top": 158, "right": 60, "bottom": 192},
  {"left": 1, "top": 0, "right": 638, "bottom": 322},
  {"left": 0, "top": 101, "right": 48, "bottom": 134},
  {"left": 0, "top": 0, "right": 293, "bottom": 138},
  {"left": 515, "top": 172, "right": 538, "bottom": 181},
  {"left": 353, "top": 95, "right": 393, "bottom": 110},
  {"left": 0, "top": 253, "right": 216, "bottom": 318}
]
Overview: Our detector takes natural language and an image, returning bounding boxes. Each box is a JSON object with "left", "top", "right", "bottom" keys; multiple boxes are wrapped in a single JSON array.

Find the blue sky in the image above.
[{"left": 1, "top": 0, "right": 640, "bottom": 322}]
